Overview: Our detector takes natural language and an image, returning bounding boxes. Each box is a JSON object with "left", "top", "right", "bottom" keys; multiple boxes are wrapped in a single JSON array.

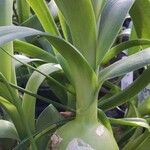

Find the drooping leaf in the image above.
[
  {"left": 14, "top": 55, "right": 43, "bottom": 68},
  {"left": 97, "top": 0, "right": 134, "bottom": 65},
  {"left": 22, "top": 63, "right": 61, "bottom": 132},
  {"left": 99, "top": 67, "right": 150, "bottom": 111},
  {"left": 14, "top": 40, "right": 57, "bottom": 63}
]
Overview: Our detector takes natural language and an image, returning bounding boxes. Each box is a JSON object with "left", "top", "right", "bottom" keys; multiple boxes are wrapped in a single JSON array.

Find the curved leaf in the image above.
[
  {"left": 36, "top": 104, "right": 63, "bottom": 149},
  {"left": 14, "top": 55, "right": 43, "bottom": 68},
  {"left": 0, "top": 96, "right": 25, "bottom": 139},
  {"left": 97, "top": 0, "right": 134, "bottom": 65},
  {"left": 99, "top": 67, "right": 150, "bottom": 111},
  {"left": 22, "top": 63, "right": 61, "bottom": 132},
  {"left": 102, "top": 39, "right": 150, "bottom": 64},
  {"left": 99, "top": 48, "right": 150, "bottom": 81},
  {"left": 0, "top": 120, "right": 19, "bottom": 140},
  {"left": 14, "top": 40, "right": 57, "bottom": 63},
  {"left": 110, "top": 118, "right": 150, "bottom": 130}
]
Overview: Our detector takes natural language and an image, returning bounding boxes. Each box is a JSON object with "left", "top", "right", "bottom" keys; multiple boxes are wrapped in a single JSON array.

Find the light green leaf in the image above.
[
  {"left": 110, "top": 118, "right": 150, "bottom": 130},
  {"left": 99, "top": 48, "right": 150, "bottom": 81},
  {"left": 102, "top": 39, "right": 150, "bottom": 65},
  {"left": 36, "top": 104, "right": 63, "bottom": 149},
  {"left": 130, "top": 0, "right": 150, "bottom": 39},
  {"left": 0, "top": 96, "right": 25, "bottom": 139},
  {"left": 14, "top": 55, "right": 43, "bottom": 68},
  {"left": 27, "top": 0, "right": 60, "bottom": 35},
  {"left": 55, "top": 0, "right": 97, "bottom": 68},
  {"left": 22, "top": 63, "right": 61, "bottom": 132},
  {"left": 99, "top": 67, "right": 150, "bottom": 111},
  {"left": 14, "top": 40, "right": 57, "bottom": 63},
  {"left": 97, "top": 0, "right": 134, "bottom": 65},
  {"left": 91, "top": 0, "right": 107, "bottom": 21},
  {"left": 0, "top": 120, "right": 19, "bottom": 140}
]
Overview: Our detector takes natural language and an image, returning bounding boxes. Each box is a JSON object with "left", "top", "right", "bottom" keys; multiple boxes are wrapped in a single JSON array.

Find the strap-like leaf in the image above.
[
  {"left": 0, "top": 97, "right": 25, "bottom": 139},
  {"left": 110, "top": 118, "right": 150, "bottom": 130},
  {"left": 22, "top": 63, "right": 61, "bottom": 132},
  {"left": 14, "top": 55, "right": 43, "bottom": 68},
  {"left": 99, "top": 67, "right": 150, "bottom": 111},
  {"left": 14, "top": 40, "right": 57, "bottom": 63},
  {"left": 102, "top": 39, "right": 150, "bottom": 65},
  {"left": 99, "top": 48, "right": 150, "bottom": 81},
  {"left": 130, "top": 0, "right": 150, "bottom": 39},
  {"left": 54, "top": 0, "right": 97, "bottom": 68},
  {"left": 97, "top": 0, "right": 134, "bottom": 65},
  {"left": 26, "top": 0, "right": 60, "bottom": 35}
]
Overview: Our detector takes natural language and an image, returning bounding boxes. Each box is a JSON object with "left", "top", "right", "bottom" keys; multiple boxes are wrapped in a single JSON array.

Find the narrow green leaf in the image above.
[
  {"left": 97, "top": 0, "right": 134, "bottom": 65},
  {"left": 17, "top": 0, "right": 30, "bottom": 23},
  {"left": 22, "top": 63, "right": 61, "bottom": 132},
  {"left": 14, "top": 40, "right": 57, "bottom": 63},
  {"left": 91, "top": 0, "right": 106, "bottom": 21},
  {"left": 55, "top": 0, "right": 97, "bottom": 68},
  {"left": 99, "top": 67, "right": 150, "bottom": 111},
  {"left": 110, "top": 118, "right": 150, "bottom": 130},
  {"left": 27, "top": 0, "right": 60, "bottom": 35},
  {"left": 58, "top": 10, "right": 72, "bottom": 43},
  {"left": 0, "top": 97, "right": 25, "bottom": 139},
  {"left": 102, "top": 39, "right": 150, "bottom": 65},
  {"left": 99, "top": 48, "right": 150, "bottom": 81},
  {"left": 98, "top": 109, "right": 112, "bottom": 133},
  {"left": 14, "top": 55, "right": 43, "bottom": 68},
  {"left": 130, "top": 0, "right": 150, "bottom": 39},
  {"left": 36, "top": 104, "right": 63, "bottom": 149},
  {"left": 0, "top": 120, "right": 19, "bottom": 140}
]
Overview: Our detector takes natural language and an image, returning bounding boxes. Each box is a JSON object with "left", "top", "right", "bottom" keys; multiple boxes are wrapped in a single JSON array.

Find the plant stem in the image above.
[{"left": 0, "top": 0, "right": 13, "bottom": 82}]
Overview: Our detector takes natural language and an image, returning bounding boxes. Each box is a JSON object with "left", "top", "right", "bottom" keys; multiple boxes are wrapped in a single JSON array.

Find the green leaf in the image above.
[
  {"left": 99, "top": 48, "right": 150, "bottom": 81},
  {"left": 36, "top": 104, "right": 63, "bottom": 131},
  {"left": 97, "top": 109, "right": 112, "bottom": 133},
  {"left": 22, "top": 63, "right": 61, "bottom": 132},
  {"left": 58, "top": 10, "right": 72, "bottom": 43},
  {"left": 130, "top": 0, "right": 150, "bottom": 39},
  {"left": 110, "top": 118, "right": 150, "bottom": 130},
  {"left": 35, "top": 104, "right": 63, "bottom": 149},
  {"left": 102, "top": 39, "right": 150, "bottom": 64},
  {"left": 14, "top": 55, "right": 43, "bottom": 68},
  {"left": 0, "top": 26, "right": 97, "bottom": 111},
  {"left": 17, "top": 0, "right": 30, "bottom": 23},
  {"left": 0, "top": 96, "right": 25, "bottom": 139},
  {"left": 21, "top": 15, "right": 44, "bottom": 31},
  {"left": 14, "top": 40, "right": 57, "bottom": 63},
  {"left": 97, "top": 0, "right": 134, "bottom": 65},
  {"left": 99, "top": 67, "right": 150, "bottom": 111},
  {"left": 0, "top": 120, "right": 19, "bottom": 140},
  {"left": 55, "top": 0, "right": 97, "bottom": 68},
  {"left": 91, "top": 0, "right": 107, "bottom": 21},
  {"left": 27, "top": 0, "right": 60, "bottom": 35}
]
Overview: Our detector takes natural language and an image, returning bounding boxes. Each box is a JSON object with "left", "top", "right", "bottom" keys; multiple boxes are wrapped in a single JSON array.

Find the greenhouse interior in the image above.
[{"left": 0, "top": 0, "right": 150, "bottom": 149}]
